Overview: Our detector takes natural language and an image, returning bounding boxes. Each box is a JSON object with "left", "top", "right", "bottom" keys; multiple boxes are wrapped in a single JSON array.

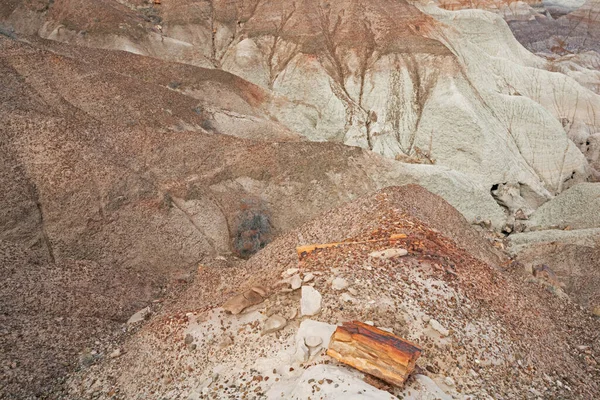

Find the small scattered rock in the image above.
[
  {"left": 110, "top": 349, "right": 121, "bottom": 359},
  {"left": 369, "top": 248, "right": 408, "bottom": 259},
  {"left": 290, "top": 275, "right": 302, "bottom": 290},
  {"left": 263, "top": 315, "right": 287, "bottom": 335},
  {"left": 303, "top": 273, "right": 315, "bottom": 283},
  {"left": 429, "top": 319, "right": 450, "bottom": 336},
  {"left": 283, "top": 268, "right": 299, "bottom": 277},
  {"left": 340, "top": 293, "right": 356, "bottom": 303},
  {"left": 301, "top": 286, "right": 322, "bottom": 316},
  {"left": 305, "top": 336, "right": 323, "bottom": 348},
  {"left": 347, "top": 287, "right": 358, "bottom": 296},
  {"left": 444, "top": 376, "right": 455, "bottom": 386},
  {"left": 331, "top": 277, "right": 348, "bottom": 291},
  {"left": 127, "top": 307, "right": 151, "bottom": 324},
  {"left": 223, "top": 288, "right": 265, "bottom": 314},
  {"left": 422, "top": 314, "right": 431, "bottom": 323},
  {"left": 426, "top": 364, "right": 439, "bottom": 374}
]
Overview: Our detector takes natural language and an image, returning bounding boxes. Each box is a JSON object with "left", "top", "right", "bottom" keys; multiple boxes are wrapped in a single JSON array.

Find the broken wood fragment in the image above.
[
  {"left": 296, "top": 234, "right": 408, "bottom": 259},
  {"left": 327, "top": 321, "right": 422, "bottom": 387}
]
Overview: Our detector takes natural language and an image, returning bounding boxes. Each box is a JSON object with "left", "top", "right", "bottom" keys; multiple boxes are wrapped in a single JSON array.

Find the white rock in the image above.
[
  {"left": 300, "top": 286, "right": 322, "bottom": 316},
  {"left": 331, "top": 277, "right": 349, "bottom": 290},
  {"left": 304, "top": 336, "right": 323, "bottom": 348},
  {"left": 429, "top": 319, "right": 450, "bottom": 336},
  {"left": 422, "top": 314, "right": 431, "bottom": 323},
  {"left": 347, "top": 287, "right": 358, "bottom": 296},
  {"left": 444, "top": 376, "right": 455, "bottom": 387},
  {"left": 294, "top": 339, "right": 309, "bottom": 362},
  {"left": 263, "top": 315, "right": 287, "bottom": 335},
  {"left": 283, "top": 268, "right": 299, "bottom": 277},
  {"left": 296, "top": 319, "right": 337, "bottom": 349},
  {"left": 127, "top": 306, "right": 151, "bottom": 324},
  {"left": 290, "top": 275, "right": 302, "bottom": 290},
  {"left": 340, "top": 292, "right": 356, "bottom": 303},
  {"left": 110, "top": 349, "right": 121, "bottom": 358},
  {"left": 302, "top": 273, "right": 314, "bottom": 283},
  {"left": 369, "top": 248, "right": 408, "bottom": 259}
]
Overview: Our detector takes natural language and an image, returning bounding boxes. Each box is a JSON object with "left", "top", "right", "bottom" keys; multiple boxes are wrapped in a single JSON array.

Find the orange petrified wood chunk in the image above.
[{"left": 327, "top": 321, "right": 422, "bottom": 387}]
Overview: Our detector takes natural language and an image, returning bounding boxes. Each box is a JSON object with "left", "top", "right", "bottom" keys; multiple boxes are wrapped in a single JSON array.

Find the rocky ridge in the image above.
[{"left": 65, "top": 186, "right": 600, "bottom": 399}]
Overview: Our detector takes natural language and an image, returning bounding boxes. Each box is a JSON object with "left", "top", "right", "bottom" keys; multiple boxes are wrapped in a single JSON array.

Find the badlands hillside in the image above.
[{"left": 0, "top": 0, "right": 599, "bottom": 399}]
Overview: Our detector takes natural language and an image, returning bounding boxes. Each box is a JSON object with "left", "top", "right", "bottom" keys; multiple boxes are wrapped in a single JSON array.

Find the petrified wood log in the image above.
[
  {"left": 296, "top": 234, "right": 407, "bottom": 259},
  {"left": 327, "top": 321, "right": 422, "bottom": 387}
]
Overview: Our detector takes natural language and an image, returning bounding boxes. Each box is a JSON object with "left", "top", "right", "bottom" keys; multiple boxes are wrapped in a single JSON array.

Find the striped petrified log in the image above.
[{"left": 326, "top": 321, "right": 422, "bottom": 387}]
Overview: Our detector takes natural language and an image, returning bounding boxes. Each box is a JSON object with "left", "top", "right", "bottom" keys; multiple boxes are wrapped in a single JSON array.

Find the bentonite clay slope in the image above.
[
  {"left": 66, "top": 186, "right": 600, "bottom": 399},
  {"left": 2, "top": 0, "right": 599, "bottom": 209}
]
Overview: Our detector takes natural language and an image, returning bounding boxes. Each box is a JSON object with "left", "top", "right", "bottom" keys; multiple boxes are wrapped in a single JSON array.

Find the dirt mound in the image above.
[{"left": 66, "top": 186, "right": 600, "bottom": 399}]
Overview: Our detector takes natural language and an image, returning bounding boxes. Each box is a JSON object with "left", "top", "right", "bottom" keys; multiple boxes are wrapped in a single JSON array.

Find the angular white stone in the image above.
[
  {"left": 290, "top": 275, "right": 302, "bottom": 290},
  {"left": 300, "top": 286, "right": 322, "bottom": 316},
  {"left": 304, "top": 336, "right": 323, "bottom": 348}
]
